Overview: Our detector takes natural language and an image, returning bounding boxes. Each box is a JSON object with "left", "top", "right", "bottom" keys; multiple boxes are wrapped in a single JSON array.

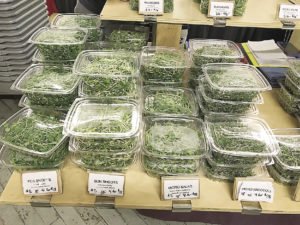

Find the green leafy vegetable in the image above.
[
  {"left": 267, "top": 165, "right": 298, "bottom": 185},
  {"left": 277, "top": 81, "right": 299, "bottom": 114},
  {"left": 211, "top": 151, "right": 262, "bottom": 165},
  {"left": 201, "top": 0, "right": 247, "bottom": 16},
  {"left": 129, "top": 0, "right": 174, "bottom": 13}
]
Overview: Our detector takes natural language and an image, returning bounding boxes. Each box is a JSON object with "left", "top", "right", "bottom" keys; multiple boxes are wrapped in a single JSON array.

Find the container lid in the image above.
[
  {"left": 143, "top": 86, "right": 199, "bottom": 117},
  {"left": 202, "top": 63, "right": 272, "bottom": 92},
  {"left": 195, "top": 88, "right": 259, "bottom": 116},
  {"left": 144, "top": 117, "right": 207, "bottom": 159},
  {"left": 189, "top": 39, "right": 243, "bottom": 59},
  {"left": 29, "top": 27, "right": 88, "bottom": 45},
  {"left": 73, "top": 50, "right": 138, "bottom": 77},
  {"left": 11, "top": 64, "right": 80, "bottom": 94},
  {"left": 288, "top": 59, "right": 300, "bottom": 78},
  {"left": 51, "top": 13, "right": 101, "bottom": 29},
  {"left": 205, "top": 116, "right": 278, "bottom": 157},
  {"left": 272, "top": 128, "right": 300, "bottom": 171},
  {"left": 140, "top": 46, "right": 189, "bottom": 68},
  {"left": 0, "top": 108, "right": 67, "bottom": 157},
  {"left": 63, "top": 98, "right": 140, "bottom": 138}
]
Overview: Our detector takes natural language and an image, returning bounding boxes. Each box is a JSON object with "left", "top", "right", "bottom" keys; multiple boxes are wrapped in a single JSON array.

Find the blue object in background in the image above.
[{"left": 259, "top": 67, "right": 287, "bottom": 88}]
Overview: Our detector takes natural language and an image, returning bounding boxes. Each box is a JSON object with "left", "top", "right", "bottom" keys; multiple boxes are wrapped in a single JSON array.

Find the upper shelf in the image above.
[{"left": 100, "top": 0, "right": 300, "bottom": 29}]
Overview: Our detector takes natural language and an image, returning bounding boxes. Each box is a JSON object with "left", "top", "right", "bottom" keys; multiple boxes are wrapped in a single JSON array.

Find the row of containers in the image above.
[{"left": 0, "top": 14, "right": 300, "bottom": 186}]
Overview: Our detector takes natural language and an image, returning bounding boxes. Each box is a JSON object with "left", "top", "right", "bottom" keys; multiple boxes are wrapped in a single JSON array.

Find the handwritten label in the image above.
[
  {"left": 139, "top": 0, "right": 164, "bottom": 15},
  {"left": 237, "top": 181, "right": 274, "bottom": 203},
  {"left": 209, "top": 1, "right": 234, "bottom": 17},
  {"left": 22, "top": 170, "right": 59, "bottom": 195},
  {"left": 162, "top": 177, "right": 200, "bottom": 200},
  {"left": 88, "top": 173, "right": 125, "bottom": 197},
  {"left": 279, "top": 4, "right": 300, "bottom": 20}
]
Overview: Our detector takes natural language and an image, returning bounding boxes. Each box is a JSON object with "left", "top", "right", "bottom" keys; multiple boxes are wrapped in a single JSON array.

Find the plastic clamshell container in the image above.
[
  {"left": 143, "top": 86, "right": 199, "bottom": 117},
  {"left": 11, "top": 64, "right": 80, "bottom": 108},
  {"left": 277, "top": 80, "right": 300, "bottom": 114},
  {"left": 32, "top": 49, "right": 75, "bottom": 65},
  {"left": 203, "top": 63, "right": 272, "bottom": 92},
  {"left": 205, "top": 116, "right": 278, "bottom": 157},
  {"left": 0, "top": 143, "right": 68, "bottom": 170},
  {"left": 140, "top": 46, "right": 189, "bottom": 83},
  {"left": 195, "top": 87, "right": 259, "bottom": 116},
  {"left": 202, "top": 158, "right": 268, "bottom": 181},
  {"left": 267, "top": 165, "right": 299, "bottom": 185},
  {"left": 51, "top": 13, "right": 101, "bottom": 42},
  {"left": 63, "top": 98, "right": 140, "bottom": 139},
  {"left": 143, "top": 117, "right": 207, "bottom": 159},
  {"left": 0, "top": 108, "right": 68, "bottom": 157},
  {"left": 142, "top": 153, "right": 200, "bottom": 177},
  {"left": 285, "top": 72, "right": 300, "bottom": 97},
  {"left": 287, "top": 59, "right": 300, "bottom": 79},
  {"left": 29, "top": 27, "right": 88, "bottom": 61},
  {"left": 189, "top": 39, "right": 243, "bottom": 66}
]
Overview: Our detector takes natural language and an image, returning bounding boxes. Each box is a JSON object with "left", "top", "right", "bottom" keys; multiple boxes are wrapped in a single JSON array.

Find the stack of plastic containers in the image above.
[
  {"left": 0, "top": 0, "right": 49, "bottom": 94},
  {"left": 74, "top": 50, "right": 140, "bottom": 99},
  {"left": 268, "top": 128, "right": 300, "bottom": 185},
  {"left": 0, "top": 108, "right": 68, "bottom": 170},
  {"left": 63, "top": 98, "right": 141, "bottom": 172},
  {"left": 188, "top": 39, "right": 244, "bottom": 82},
  {"left": 143, "top": 117, "right": 207, "bottom": 176},
  {"left": 203, "top": 116, "right": 278, "bottom": 181},
  {"left": 195, "top": 63, "right": 272, "bottom": 116},
  {"left": 277, "top": 59, "right": 300, "bottom": 114}
]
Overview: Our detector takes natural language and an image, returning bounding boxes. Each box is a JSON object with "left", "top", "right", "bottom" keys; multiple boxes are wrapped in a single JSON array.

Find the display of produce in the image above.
[
  {"left": 205, "top": 116, "right": 278, "bottom": 161},
  {"left": 29, "top": 27, "right": 88, "bottom": 61},
  {"left": 202, "top": 63, "right": 271, "bottom": 101},
  {"left": 143, "top": 86, "right": 198, "bottom": 117},
  {"left": 11, "top": 64, "right": 80, "bottom": 108},
  {"left": 277, "top": 80, "right": 300, "bottom": 114},
  {"left": 189, "top": 39, "right": 243, "bottom": 68},
  {"left": 0, "top": 108, "right": 67, "bottom": 157},
  {"left": 129, "top": 0, "right": 174, "bottom": 13},
  {"left": 74, "top": 50, "right": 139, "bottom": 98},
  {"left": 0, "top": 143, "right": 68, "bottom": 170},
  {"left": 51, "top": 13, "right": 101, "bottom": 42},
  {"left": 144, "top": 117, "right": 206, "bottom": 158},
  {"left": 200, "top": 0, "right": 248, "bottom": 16},
  {"left": 285, "top": 73, "right": 300, "bottom": 97},
  {"left": 140, "top": 46, "right": 188, "bottom": 85}
]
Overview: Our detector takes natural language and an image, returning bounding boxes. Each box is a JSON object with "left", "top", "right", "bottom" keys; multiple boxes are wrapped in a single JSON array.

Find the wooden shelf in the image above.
[
  {"left": 1, "top": 91, "right": 300, "bottom": 213},
  {"left": 100, "top": 0, "right": 300, "bottom": 29}
]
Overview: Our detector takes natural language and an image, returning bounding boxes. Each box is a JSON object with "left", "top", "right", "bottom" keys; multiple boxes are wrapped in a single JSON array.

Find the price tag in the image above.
[
  {"left": 22, "top": 170, "right": 61, "bottom": 196},
  {"left": 161, "top": 177, "right": 200, "bottom": 200},
  {"left": 209, "top": 0, "right": 234, "bottom": 18},
  {"left": 139, "top": 0, "right": 164, "bottom": 15},
  {"left": 279, "top": 4, "right": 300, "bottom": 20},
  {"left": 237, "top": 181, "right": 274, "bottom": 203},
  {"left": 88, "top": 172, "right": 125, "bottom": 197}
]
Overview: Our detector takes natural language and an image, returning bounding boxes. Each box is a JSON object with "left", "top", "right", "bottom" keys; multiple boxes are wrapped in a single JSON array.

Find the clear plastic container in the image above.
[
  {"left": 0, "top": 58, "right": 32, "bottom": 66},
  {"left": 73, "top": 50, "right": 139, "bottom": 98},
  {"left": 32, "top": 49, "right": 75, "bottom": 65},
  {"left": 200, "top": 0, "right": 248, "bottom": 16},
  {"left": 29, "top": 27, "right": 88, "bottom": 61},
  {"left": 0, "top": 0, "right": 43, "bottom": 17},
  {"left": 129, "top": 0, "right": 174, "bottom": 13},
  {"left": 142, "top": 153, "right": 200, "bottom": 177},
  {"left": 51, "top": 13, "right": 101, "bottom": 42},
  {"left": 140, "top": 46, "right": 189, "bottom": 84},
  {"left": 195, "top": 87, "right": 259, "bottom": 115},
  {"left": 286, "top": 59, "right": 300, "bottom": 84},
  {"left": 11, "top": 64, "right": 80, "bottom": 108},
  {"left": 63, "top": 98, "right": 140, "bottom": 139},
  {"left": 143, "top": 86, "right": 199, "bottom": 117},
  {"left": 285, "top": 71, "right": 300, "bottom": 97},
  {"left": 202, "top": 63, "right": 271, "bottom": 101},
  {"left": 277, "top": 80, "right": 300, "bottom": 114},
  {"left": 0, "top": 108, "right": 67, "bottom": 157},
  {"left": 103, "top": 23, "right": 149, "bottom": 51},
  {"left": 205, "top": 116, "right": 278, "bottom": 158},
  {"left": 189, "top": 39, "right": 243, "bottom": 66},
  {"left": 143, "top": 117, "right": 207, "bottom": 159},
  {"left": 0, "top": 43, "right": 35, "bottom": 56},
  {"left": 268, "top": 165, "right": 299, "bottom": 185},
  {"left": 202, "top": 158, "right": 267, "bottom": 181},
  {"left": 0, "top": 143, "right": 68, "bottom": 171}
]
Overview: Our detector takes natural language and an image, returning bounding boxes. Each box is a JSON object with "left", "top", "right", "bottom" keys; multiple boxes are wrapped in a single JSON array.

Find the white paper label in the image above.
[
  {"left": 88, "top": 173, "right": 125, "bottom": 196},
  {"left": 237, "top": 181, "right": 274, "bottom": 203},
  {"left": 22, "top": 171, "right": 59, "bottom": 195},
  {"left": 163, "top": 179, "right": 200, "bottom": 200},
  {"left": 209, "top": 1, "right": 234, "bottom": 17},
  {"left": 279, "top": 4, "right": 300, "bottom": 20},
  {"left": 139, "top": 0, "right": 164, "bottom": 15}
]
